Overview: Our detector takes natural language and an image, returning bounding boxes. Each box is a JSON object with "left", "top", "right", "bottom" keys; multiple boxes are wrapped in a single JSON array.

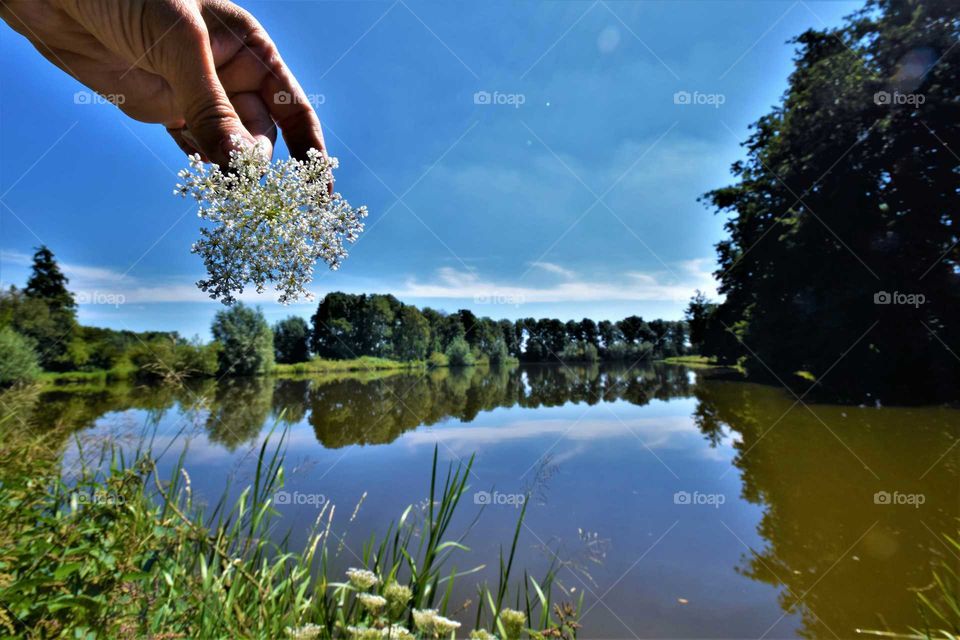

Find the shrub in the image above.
[
  {"left": 0, "top": 327, "right": 41, "bottom": 386},
  {"left": 427, "top": 351, "right": 449, "bottom": 369},
  {"left": 128, "top": 338, "right": 219, "bottom": 381},
  {"left": 444, "top": 337, "right": 475, "bottom": 367},
  {"left": 487, "top": 339, "right": 510, "bottom": 365}
]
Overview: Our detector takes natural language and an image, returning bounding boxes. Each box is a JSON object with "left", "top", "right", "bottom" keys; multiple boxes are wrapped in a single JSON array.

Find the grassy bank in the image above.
[
  {"left": 37, "top": 365, "right": 136, "bottom": 386},
  {"left": 0, "top": 417, "right": 580, "bottom": 638},
  {"left": 271, "top": 356, "right": 427, "bottom": 376},
  {"left": 658, "top": 355, "right": 718, "bottom": 367}
]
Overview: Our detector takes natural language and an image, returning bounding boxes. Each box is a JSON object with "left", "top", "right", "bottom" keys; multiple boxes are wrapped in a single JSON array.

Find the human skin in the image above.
[{"left": 0, "top": 0, "right": 326, "bottom": 167}]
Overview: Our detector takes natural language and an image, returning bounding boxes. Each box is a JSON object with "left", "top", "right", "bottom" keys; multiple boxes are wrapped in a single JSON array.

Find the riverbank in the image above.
[
  {"left": 657, "top": 355, "right": 719, "bottom": 367},
  {"left": 0, "top": 413, "right": 577, "bottom": 638}
]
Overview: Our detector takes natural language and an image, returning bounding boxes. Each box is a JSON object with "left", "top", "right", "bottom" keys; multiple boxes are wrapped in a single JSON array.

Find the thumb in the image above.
[{"left": 163, "top": 22, "right": 255, "bottom": 167}]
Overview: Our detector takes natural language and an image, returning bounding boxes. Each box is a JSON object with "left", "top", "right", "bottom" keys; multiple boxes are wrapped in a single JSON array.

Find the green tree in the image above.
[
  {"left": 445, "top": 336, "right": 475, "bottom": 367},
  {"left": 273, "top": 316, "right": 311, "bottom": 364},
  {"left": 499, "top": 319, "right": 521, "bottom": 357},
  {"left": 702, "top": 0, "right": 960, "bottom": 401},
  {"left": 0, "top": 327, "right": 41, "bottom": 386},
  {"left": 394, "top": 306, "right": 430, "bottom": 361},
  {"left": 211, "top": 303, "right": 274, "bottom": 376},
  {"left": 597, "top": 320, "right": 621, "bottom": 354},
  {"left": 6, "top": 247, "right": 79, "bottom": 369}
]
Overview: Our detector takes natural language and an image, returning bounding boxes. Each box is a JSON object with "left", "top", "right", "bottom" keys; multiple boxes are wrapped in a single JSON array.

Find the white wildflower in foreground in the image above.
[
  {"left": 358, "top": 593, "right": 387, "bottom": 613},
  {"left": 175, "top": 136, "right": 367, "bottom": 304},
  {"left": 345, "top": 567, "right": 380, "bottom": 590},
  {"left": 412, "top": 609, "right": 461, "bottom": 636},
  {"left": 284, "top": 623, "right": 323, "bottom": 639},
  {"left": 380, "top": 624, "right": 415, "bottom": 639}
]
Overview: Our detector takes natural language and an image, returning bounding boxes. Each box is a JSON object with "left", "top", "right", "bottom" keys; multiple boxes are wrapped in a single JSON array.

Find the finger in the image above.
[
  {"left": 154, "top": 9, "right": 255, "bottom": 166},
  {"left": 166, "top": 127, "right": 209, "bottom": 163},
  {"left": 202, "top": 0, "right": 327, "bottom": 161},
  {"left": 230, "top": 92, "right": 277, "bottom": 158}
]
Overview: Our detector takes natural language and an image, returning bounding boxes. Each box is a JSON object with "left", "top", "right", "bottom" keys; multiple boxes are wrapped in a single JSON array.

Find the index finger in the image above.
[
  {"left": 203, "top": 0, "right": 327, "bottom": 162},
  {"left": 259, "top": 53, "right": 328, "bottom": 162}
]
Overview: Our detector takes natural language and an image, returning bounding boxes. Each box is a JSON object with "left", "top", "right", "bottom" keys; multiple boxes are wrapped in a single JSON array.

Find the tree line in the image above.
[
  {"left": 301, "top": 291, "right": 688, "bottom": 366},
  {"left": 0, "top": 249, "right": 689, "bottom": 387}
]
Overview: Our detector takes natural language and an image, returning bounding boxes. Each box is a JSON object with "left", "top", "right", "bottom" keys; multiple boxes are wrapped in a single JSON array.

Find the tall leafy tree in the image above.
[
  {"left": 273, "top": 316, "right": 311, "bottom": 364},
  {"left": 394, "top": 305, "right": 431, "bottom": 361},
  {"left": 701, "top": 0, "right": 959, "bottom": 401},
  {"left": 211, "top": 303, "right": 274, "bottom": 376}
]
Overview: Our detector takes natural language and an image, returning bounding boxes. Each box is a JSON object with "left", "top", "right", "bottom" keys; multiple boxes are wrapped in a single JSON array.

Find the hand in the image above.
[{"left": 0, "top": 0, "right": 325, "bottom": 167}]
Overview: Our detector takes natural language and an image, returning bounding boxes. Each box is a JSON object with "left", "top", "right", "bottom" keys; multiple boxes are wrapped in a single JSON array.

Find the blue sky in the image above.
[{"left": 0, "top": 0, "right": 861, "bottom": 339}]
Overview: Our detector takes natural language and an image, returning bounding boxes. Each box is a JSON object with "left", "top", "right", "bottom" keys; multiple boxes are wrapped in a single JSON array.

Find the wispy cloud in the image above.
[
  {"left": 2, "top": 249, "right": 718, "bottom": 308},
  {"left": 529, "top": 261, "right": 575, "bottom": 279},
  {"left": 396, "top": 258, "right": 716, "bottom": 304}
]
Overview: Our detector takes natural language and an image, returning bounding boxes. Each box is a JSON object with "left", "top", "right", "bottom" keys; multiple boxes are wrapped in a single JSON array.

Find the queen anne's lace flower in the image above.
[
  {"left": 175, "top": 136, "right": 367, "bottom": 304},
  {"left": 380, "top": 624, "right": 414, "bottom": 639},
  {"left": 412, "top": 609, "right": 461, "bottom": 636},
  {"left": 284, "top": 623, "right": 323, "bottom": 639},
  {"left": 383, "top": 581, "right": 413, "bottom": 615},
  {"left": 498, "top": 608, "right": 526, "bottom": 640},
  {"left": 345, "top": 567, "right": 380, "bottom": 590},
  {"left": 358, "top": 593, "right": 387, "bottom": 613}
]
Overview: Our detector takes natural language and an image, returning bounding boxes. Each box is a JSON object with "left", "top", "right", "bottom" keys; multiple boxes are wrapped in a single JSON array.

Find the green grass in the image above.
[
  {"left": 272, "top": 356, "right": 427, "bottom": 376},
  {"left": 37, "top": 365, "right": 136, "bottom": 386},
  {"left": 658, "top": 355, "right": 718, "bottom": 367},
  {"left": 0, "top": 415, "right": 580, "bottom": 639}
]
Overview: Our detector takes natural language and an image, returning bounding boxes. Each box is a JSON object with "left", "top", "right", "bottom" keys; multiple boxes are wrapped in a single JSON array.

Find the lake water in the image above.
[{"left": 23, "top": 363, "right": 960, "bottom": 638}]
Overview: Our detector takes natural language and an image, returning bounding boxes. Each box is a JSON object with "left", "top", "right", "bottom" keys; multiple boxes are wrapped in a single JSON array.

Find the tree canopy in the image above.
[{"left": 696, "top": 0, "right": 959, "bottom": 403}]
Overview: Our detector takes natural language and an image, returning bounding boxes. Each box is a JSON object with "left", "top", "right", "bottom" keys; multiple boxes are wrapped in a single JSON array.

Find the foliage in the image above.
[
  {"left": 309, "top": 293, "right": 687, "bottom": 367},
  {"left": 394, "top": 306, "right": 431, "bottom": 361},
  {"left": 426, "top": 351, "right": 449, "bottom": 369},
  {"left": 272, "top": 356, "right": 424, "bottom": 376},
  {"left": 445, "top": 336, "right": 476, "bottom": 367},
  {"left": 274, "top": 316, "right": 312, "bottom": 364},
  {"left": 0, "top": 327, "right": 41, "bottom": 386},
  {"left": 698, "top": 0, "right": 960, "bottom": 402},
  {"left": 211, "top": 303, "right": 275, "bottom": 376},
  {"left": 127, "top": 336, "right": 220, "bottom": 382},
  {"left": 0, "top": 246, "right": 78, "bottom": 370},
  {"left": 0, "top": 423, "right": 580, "bottom": 639}
]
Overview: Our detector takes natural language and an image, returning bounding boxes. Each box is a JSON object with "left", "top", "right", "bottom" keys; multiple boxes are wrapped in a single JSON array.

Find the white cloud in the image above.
[
  {"left": 396, "top": 259, "right": 717, "bottom": 304},
  {"left": 2, "top": 249, "right": 719, "bottom": 308},
  {"left": 529, "top": 261, "right": 575, "bottom": 279}
]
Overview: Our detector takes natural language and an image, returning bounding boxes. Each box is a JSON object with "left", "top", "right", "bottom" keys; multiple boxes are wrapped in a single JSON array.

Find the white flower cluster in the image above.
[
  {"left": 175, "top": 136, "right": 367, "bottom": 304},
  {"left": 412, "top": 609, "right": 461, "bottom": 636},
  {"left": 345, "top": 567, "right": 380, "bottom": 590}
]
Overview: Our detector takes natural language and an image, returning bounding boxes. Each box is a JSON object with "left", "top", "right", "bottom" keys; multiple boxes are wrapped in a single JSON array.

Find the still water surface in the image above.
[{"left": 31, "top": 364, "right": 960, "bottom": 638}]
